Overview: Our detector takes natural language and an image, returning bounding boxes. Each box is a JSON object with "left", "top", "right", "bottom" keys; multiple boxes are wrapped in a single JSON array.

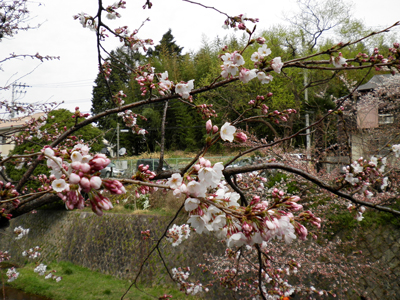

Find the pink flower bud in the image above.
[
  {"left": 295, "top": 224, "right": 308, "bottom": 240},
  {"left": 204, "top": 159, "right": 212, "bottom": 168},
  {"left": 90, "top": 176, "right": 102, "bottom": 190},
  {"left": 212, "top": 125, "right": 219, "bottom": 134},
  {"left": 206, "top": 119, "right": 212, "bottom": 133},
  {"left": 199, "top": 157, "right": 206, "bottom": 166},
  {"left": 234, "top": 132, "right": 247, "bottom": 143},
  {"left": 79, "top": 177, "right": 91, "bottom": 191},
  {"left": 69, "top": 173, "right": 81, "bottom": 184},
  {"left": 71, "top": 161, "right": 81, "bottom": 170},
  {"left": 80, "top": 163, "right": 91, "bottom": 173},
  {"left": 256, "top": 37, "right": 266, "bottom": 44},
  {"left": 242, "top": 222, "right": 253, "bottom": 234}
]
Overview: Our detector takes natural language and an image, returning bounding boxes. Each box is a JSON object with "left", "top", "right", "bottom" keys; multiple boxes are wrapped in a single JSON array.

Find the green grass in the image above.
[{"left": 8, "top": 261, "right": 199, "bottom": 300}]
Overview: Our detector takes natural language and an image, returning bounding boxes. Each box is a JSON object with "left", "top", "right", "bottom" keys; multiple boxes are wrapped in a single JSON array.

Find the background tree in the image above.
[{"left": 6, "top": 109, "right": 103, "bottom": 189}]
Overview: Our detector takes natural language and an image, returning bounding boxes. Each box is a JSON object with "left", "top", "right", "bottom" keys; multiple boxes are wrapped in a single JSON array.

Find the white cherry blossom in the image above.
[
  {"left": 185, "top": 197, "right": 200, "bottom": 211},
  {"left": 271, "top": 57, "right": 283, "bottom": 73},
  {"left": 220, "top": 122, "right": 236, "bottom": 142},
  {"left": 52, "top": 179, "right": 69, "bottom": 193},
  {"left": 167, "top": 173, "right": 183, "bottom": 189},
  {"left": 175, "top": 80, "right": 194, "bottom": 99},
  {"left": 257, "top": 72, "right": 273, "bottom": 84}
]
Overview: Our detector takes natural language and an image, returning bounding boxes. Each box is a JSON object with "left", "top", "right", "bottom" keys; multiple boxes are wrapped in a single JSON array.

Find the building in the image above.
[{"left": 0, "top": 112, "right": 45, "bottom": 157}]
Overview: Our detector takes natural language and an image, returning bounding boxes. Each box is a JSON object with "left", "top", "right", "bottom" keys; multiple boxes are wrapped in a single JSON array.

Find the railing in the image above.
[{"left": 112, "top": 156, "right": 235, "bottom": 178}]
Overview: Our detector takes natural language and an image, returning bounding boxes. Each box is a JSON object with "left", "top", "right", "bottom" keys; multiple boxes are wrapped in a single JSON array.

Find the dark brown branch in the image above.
[{"left": 224, "top": 163, "right": 400, "bottom": 215}]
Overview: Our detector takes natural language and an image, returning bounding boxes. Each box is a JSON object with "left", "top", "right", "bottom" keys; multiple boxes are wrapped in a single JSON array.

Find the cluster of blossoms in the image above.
[
  {"left": 45, "top": 271, "right": 62, "bottom": 282},
  {"left": 44, "top": 144, "right": 125, "bottom": 216},
  {"left": 33, "top": 263, "right": 61, "bottom": 281},
  {"left": 220, "top": 51, "right": 246, "bottom": 79},
  {"left": 6, "top": 267, "right": 19, "bottom": 282},
  {"left": 251, "top": 44, "right": 283, "bottom": 79},
  {"left": 34, "top": 263, "right": 47, "bottom": 275},
  {"left": 117, "top": 28, "right": 154, "bottom": 51},
  {"left": 200, "top": 242, "right": 330, "bottom": 299},
  {"left": 22, "top": 246, "right": 41, "bottom": 259},
  {"left": 72, "top": 106, "right": 90, "bottom": 119},
  {"left": 348, "top": 204, "right": 366, "bottom": 222},
  {"left": 134, "top": 67, "right": 178, "bottom": 98},
  {"left": 341, "top": 155, "right": 388, "bottom": 197},
  {"left": 222, "top": 13, "right": 259, "bottom": 32},
  {"left": 337, "top": 45, "right": 399, "bottom": 70},
  {"left": 171, "top": 267, "right": 207, "bottom": 295},
  {"left": 112, "top": 90, "right": 127, "bottom": 106},
  {"left": 135, "top": 66, "right": 157, "bottom": 96},
  {"left": 196, "top": 103, "right": 217, "bottom": 119},
  {"left": 205, "top": 120, "right": 247, "bottom": 144},
  {"left": 117, "top": 110, "right": 146, "bottom": 135},
  {"left": 104, "top": 1, "right": 126, "bottom": 20},
  {"left": 220, "top": 44, "right": 283, "bottom": 85},
  {"left": 14, "top": 114, "right": 48, "bottom": 143},
  {"left": 101, "top": 61, "right": 112, "bottom": 80},
  {"left": 248, "top": 94, "right": 298, "bottom": 124},
  {"left": 141, "top": 229, "right": 151, "bottom": 240},
  {"left": 0, "top": 250, "right": 11, "bottom": 263},
  {"left": 166, "top": 224, "right": 190, "bottom": 247},
  {"left": 74, "top": 12, "right": 97, "bottom": 31},
  {"left": 14, "top": 226, "right": 29, "bottom": 239},
  {"left": 175, "top": 79, "right": 194, "bottom": 100},
  {"left": 164, "top": 121, "right": 318, "bottom": 249},
  {"left": 131, "top": 164, "right": 158, "bottom": 197},
  {"left": 360, "top": 46, "right": 396, "bottom": 71},
  {"left": 237, "top": 171, "right": 268, "bottom": 192},
  {"left": 0, "top": 181, "right": 20, "bottom": 208},
  {"left": 158, "top": 71, "right": 173, "bottom": 95}
]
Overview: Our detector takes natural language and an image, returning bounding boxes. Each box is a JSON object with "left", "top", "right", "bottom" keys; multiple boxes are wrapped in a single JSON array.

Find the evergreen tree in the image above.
[
  {"left": 91, "top": 47, "right": 145, "bottom": 155},
  {"left": 148, "top": 29, "right": 183, "bottom": 57}
]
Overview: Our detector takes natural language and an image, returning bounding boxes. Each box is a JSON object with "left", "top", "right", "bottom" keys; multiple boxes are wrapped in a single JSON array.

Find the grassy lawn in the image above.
[{"left": 8, "top": 261, "right": 199, "bottom": 300}]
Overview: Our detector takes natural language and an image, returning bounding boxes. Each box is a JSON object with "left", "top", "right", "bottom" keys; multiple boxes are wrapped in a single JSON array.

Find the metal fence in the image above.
[{"left": 112, "top": 156, "right": 235, "bottom": 178}]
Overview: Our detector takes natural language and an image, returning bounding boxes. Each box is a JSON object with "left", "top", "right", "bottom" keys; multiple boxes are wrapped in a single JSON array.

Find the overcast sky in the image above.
[{"left": 0, "top": 0, "right": 399, "bottom": 116}]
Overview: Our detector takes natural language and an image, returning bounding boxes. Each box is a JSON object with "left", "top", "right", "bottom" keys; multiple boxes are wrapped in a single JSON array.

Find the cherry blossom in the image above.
[
  {"left": 6, "top": 267, "right": 19, "bottom": 282},
  {"left": 257, "top": 71, "right": 273, "bottom": 84},
  {"left": 271, "top": 57, "right": 283, "bottom": 73},
  {"left": 14, "top": 226, "right": 29, "bottom": 240},
  {"left": 239, "top": 68, "right": 257, "bottom": 83},
  {"left": 331, "top": 52, "right": 347, "bottom": 68},
  {"left": 220, "top": 122, "right": 236, "bottom": 142},
  {"left": 175, "top": 80, "right": 194, "bottom": 99},
  {"left": 52, "top": 179, "right": 69, "bottom": 193}
]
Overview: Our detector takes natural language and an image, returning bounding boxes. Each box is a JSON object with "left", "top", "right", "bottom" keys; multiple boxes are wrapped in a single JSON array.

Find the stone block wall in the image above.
[
  {"left": 1, "top": 210, "right": 399, "bottom": 299},
  {"left": 0, "top": 210, "right": 233, "bottom": 299}
]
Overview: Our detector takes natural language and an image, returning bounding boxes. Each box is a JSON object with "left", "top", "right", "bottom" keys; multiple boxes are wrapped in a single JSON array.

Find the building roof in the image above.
[
  {"left": 357, "top": 74, "right": 399, "bottom": 91},
  {"left": 0, "top": 112, "right": 45, "bottom": 131}
]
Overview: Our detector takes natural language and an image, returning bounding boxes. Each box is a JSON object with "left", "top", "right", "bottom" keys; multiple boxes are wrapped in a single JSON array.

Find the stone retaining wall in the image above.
[
  {"left": 0, "top": 210, "right": 232, "bottom": 298},
  {"left": 1, "top": 210, "right": 399, "bottom": 299}
]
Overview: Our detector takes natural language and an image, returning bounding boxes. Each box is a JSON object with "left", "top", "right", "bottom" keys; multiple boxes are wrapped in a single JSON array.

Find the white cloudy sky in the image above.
[{"left": 0, "top": 0, "right": 399, "bottom": 115}]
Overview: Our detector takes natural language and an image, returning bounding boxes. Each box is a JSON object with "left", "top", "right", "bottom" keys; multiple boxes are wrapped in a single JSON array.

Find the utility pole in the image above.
[
  {"left": 11, "top": 83, "right": 30, "bottom": 118},
  {"left": 117, "top": 123, "right": 120, "bottom": 160}
]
